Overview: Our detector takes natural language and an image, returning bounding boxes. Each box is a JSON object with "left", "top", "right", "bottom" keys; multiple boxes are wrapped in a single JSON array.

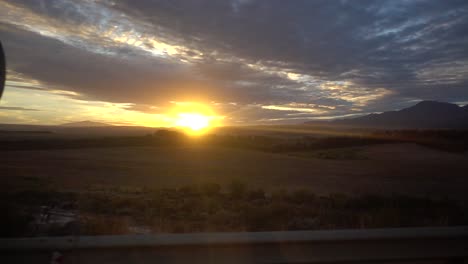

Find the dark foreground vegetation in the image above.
[
  {"left": 2, "top": 182, "right": 467, "bottom": 237},
  {"left": 2, "top": 128, "right": 468, "bottom": 153}
]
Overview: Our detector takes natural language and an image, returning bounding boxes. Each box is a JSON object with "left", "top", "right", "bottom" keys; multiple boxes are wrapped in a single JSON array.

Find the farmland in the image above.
[{"left": 2, "top": 127, "right": 468, "bottom": 237}]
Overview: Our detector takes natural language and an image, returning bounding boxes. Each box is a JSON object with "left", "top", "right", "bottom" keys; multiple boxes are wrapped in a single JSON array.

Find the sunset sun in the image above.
[
  {"left": 175, "top": 113, "right": 211, "bottom": 132},
  {"left": 169, "top": 102, "right": 223, "bottom": 134}
]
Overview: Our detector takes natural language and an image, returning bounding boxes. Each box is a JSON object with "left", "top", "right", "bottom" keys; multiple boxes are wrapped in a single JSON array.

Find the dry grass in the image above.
[{"left": 2, "top": 144, "right": 468, "bottom": 199}]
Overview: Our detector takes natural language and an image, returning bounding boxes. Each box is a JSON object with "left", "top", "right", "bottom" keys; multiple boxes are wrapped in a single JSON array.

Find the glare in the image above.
[{"left": 175, "top": 113, "right": 211, "bottom": 132}]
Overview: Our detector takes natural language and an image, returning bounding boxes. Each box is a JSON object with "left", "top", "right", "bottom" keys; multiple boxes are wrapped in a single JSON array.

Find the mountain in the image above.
[
  {"left": 307, "top": 101, "right": 468, "bottom": 129},
  {"left": 61, "top": 121, "right": 111, "bottom": 127}
]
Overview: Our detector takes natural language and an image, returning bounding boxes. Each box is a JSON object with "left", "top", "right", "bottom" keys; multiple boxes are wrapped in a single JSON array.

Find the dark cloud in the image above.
[
  {"left": 1, "top": 0, "right": 468, "bottom": 123},
  {"left": 113, "top": 0, "right": 468, "bottom": 98},
  {"left": 1, "top": 24, "right": 294, "bottom": 106}
]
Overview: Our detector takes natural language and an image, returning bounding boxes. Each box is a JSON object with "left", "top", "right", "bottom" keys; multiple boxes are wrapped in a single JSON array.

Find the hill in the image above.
[
  {"left": 61, "top": 120, "right": 111, "bottom": 127},
  {"left": 307, "top": 101, "right": 468, "bottom": 129}
]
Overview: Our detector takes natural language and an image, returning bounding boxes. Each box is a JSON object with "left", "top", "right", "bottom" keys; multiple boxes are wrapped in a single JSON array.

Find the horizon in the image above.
[
  {"left": 1, "top": 99, "right": 468, "bottom": 128},
  {"left": 1, "top": 1, "right": 468, "bottom": 128}
]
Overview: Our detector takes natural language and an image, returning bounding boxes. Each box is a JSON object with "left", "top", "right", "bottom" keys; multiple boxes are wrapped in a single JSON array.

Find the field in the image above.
[
  {"left": 2, "top": 143, "right": 468, "bottom": 199},
  {"left": 2, "top": 126, "right": 468, "bottom": 236}
]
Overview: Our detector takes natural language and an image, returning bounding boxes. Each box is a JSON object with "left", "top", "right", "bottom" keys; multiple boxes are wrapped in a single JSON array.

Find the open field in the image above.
[
  {"left": 2, "top": 128, "right": 468, "bottom": 236},
  {"left": 2, "top": 143, "right": 468, "bottom": 199}
]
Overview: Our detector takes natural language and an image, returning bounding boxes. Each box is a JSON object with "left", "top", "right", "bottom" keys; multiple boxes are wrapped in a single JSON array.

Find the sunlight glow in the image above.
[
  {"left": 175, "top": 113, "right": 211, "bottom": 132},
  {"left": 168, "top": 102, "right": 223, "bottom": 134}
]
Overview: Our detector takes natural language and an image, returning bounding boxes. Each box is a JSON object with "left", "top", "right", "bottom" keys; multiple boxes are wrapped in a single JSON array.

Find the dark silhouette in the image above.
[
  {"left": 2, "top": 127, "right": 468, "bottom": 152},
  {"left": 306, "top": 101, "right": 468, "bottom": 129},
  {"left": 60, "top": 120, "right": 110, "bottom": 127},
  {"left": 1, "top": 183, "right": 466, "bottom": 236},
  {"left": 0, "top": 40, "right": 5, "bottom": 99}
]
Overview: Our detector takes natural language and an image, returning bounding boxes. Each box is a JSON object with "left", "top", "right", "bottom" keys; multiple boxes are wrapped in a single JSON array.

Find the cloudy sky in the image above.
[{"left": 1, "top": 0, "right": 468, "bottom": 126}]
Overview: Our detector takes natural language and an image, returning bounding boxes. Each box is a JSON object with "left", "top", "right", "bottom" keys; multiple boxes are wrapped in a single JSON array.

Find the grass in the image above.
[
  {"left": 1, "top": 184, "right": 467, "bottom": 237},
  {"left": 2, "top": 144, "right": 468, "bottom": 199},
  {"left": 287, "top": 147, "right": 368, "bottom": 160}
]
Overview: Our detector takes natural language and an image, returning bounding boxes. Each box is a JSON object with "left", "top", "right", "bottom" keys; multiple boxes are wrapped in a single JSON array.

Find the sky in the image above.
[{"left": 1, "top": 0, "right": 468, "bottom": 126}]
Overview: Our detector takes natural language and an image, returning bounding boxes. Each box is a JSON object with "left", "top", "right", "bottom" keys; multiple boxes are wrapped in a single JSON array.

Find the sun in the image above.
[
  {"left": 168, "top": 102, "right": 223, "bottom": 134},
  {"left": 175, "top": 113, "right": 211, "bottom": 132}
]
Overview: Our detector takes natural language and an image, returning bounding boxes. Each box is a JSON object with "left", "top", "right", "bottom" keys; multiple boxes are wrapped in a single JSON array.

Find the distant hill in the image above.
[
  {"left": 61, "top": 121, "right": 111, "bottom": 127},
  {"left": 306, "top": 101, "right": 468, "bottom": 129}
]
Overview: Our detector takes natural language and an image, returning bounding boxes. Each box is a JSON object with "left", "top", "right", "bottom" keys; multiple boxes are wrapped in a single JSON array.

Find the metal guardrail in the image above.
[{"left": 1, "top": 226, "right": 467, "bottom": 263}]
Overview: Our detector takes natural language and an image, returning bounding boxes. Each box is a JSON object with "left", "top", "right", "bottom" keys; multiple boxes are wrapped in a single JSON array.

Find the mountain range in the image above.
[
  {"left": 306, "top": 101, "right": 468, "bottom": 129},
  {"left": 61, "top": 121, "right": 110, "bottom": 127}
]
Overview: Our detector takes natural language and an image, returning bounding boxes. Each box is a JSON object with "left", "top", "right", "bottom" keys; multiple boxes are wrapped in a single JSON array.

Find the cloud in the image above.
[
  {"left": 0, "top": 106, "right": 39, "bottom": 111},
  {"left": 1, "top": 0, "right": 468, "bottom": 123}
]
